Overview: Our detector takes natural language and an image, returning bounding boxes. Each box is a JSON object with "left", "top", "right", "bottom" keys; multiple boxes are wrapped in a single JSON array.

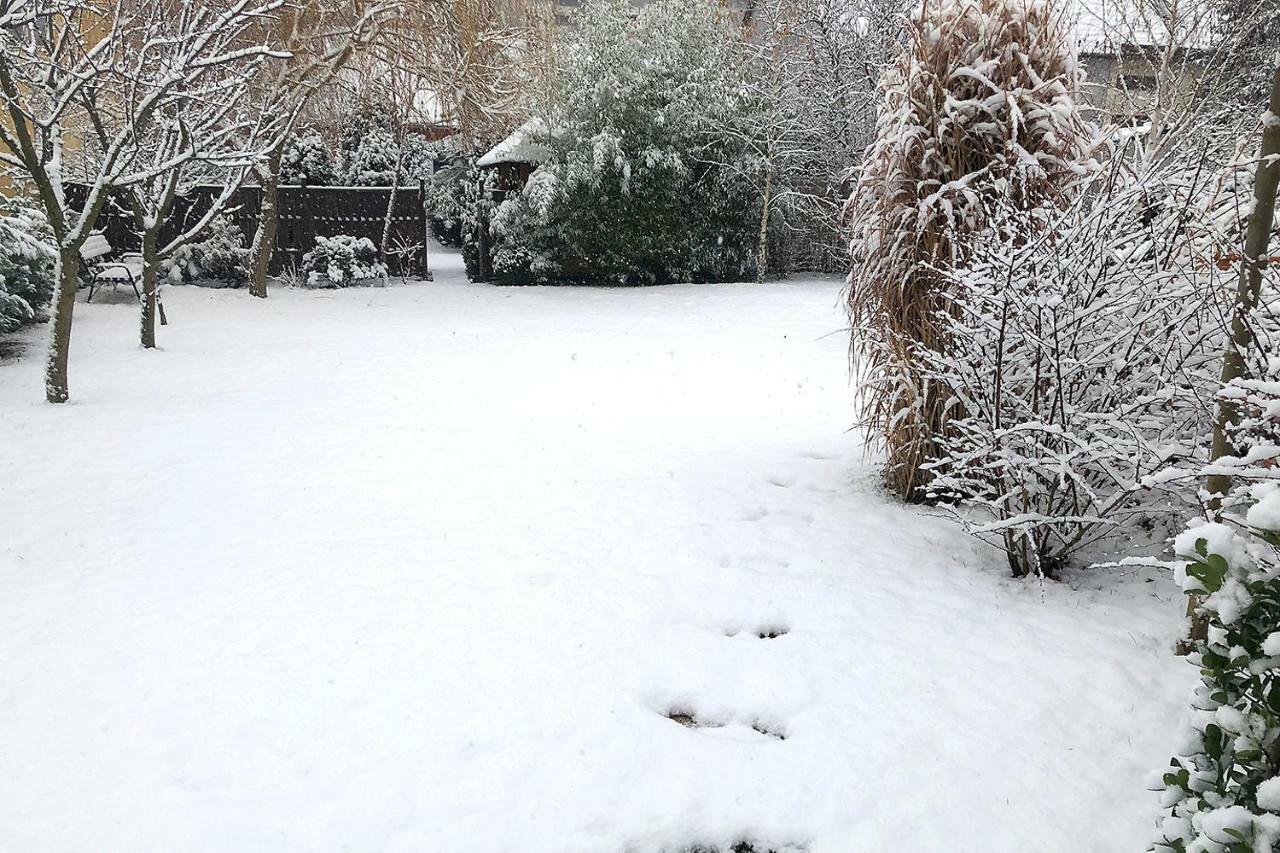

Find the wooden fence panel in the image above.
[
  {"left": 277, "top": 186, "right": 426, "bottom": 276},
  {"left": 68, "top": 184, "right": 428, "bottom": 278}
]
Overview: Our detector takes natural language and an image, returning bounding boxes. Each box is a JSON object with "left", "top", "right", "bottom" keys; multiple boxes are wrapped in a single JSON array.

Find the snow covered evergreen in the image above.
[
  {"left": 302, "top": 234, "right": 388, "bottom": 287},
  {"left": 0, "top": 200, "right": 54, "bottom": 334},
  {"left": 161, "top": 215, "right": 252, "bottom": 288},
  {"left": 1152, "top": 369, "right": 1280, "bottom": 852},
  {"left": 339, "top": 123, "right": 402, "bottom": 187},
  {"left": 281, "top": 130, "right": 338, "bottom": 186},
  {"left": 478, "top": 0, "right": 762, "bottom": 285}
]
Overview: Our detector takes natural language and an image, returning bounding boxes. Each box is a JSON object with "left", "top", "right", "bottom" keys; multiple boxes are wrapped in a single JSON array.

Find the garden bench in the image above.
[{"left": 81, "top": 232, "right": 144, "bottom": 302}]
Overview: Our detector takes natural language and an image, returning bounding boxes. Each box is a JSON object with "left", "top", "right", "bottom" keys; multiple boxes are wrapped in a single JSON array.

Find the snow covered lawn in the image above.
[{"left": 1, "top": 252, "right": 1187, "bottom": 852}]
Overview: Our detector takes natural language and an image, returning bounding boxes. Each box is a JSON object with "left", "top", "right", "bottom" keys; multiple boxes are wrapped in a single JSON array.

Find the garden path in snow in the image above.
[{"left": 1, "top": 249, "right": 1188, "bottom": 852}]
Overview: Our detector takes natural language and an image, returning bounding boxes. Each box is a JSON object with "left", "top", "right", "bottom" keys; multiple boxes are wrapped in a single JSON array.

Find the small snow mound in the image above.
[{"left": 1259, "top": 777, "right": 1280, "bottom": 811}]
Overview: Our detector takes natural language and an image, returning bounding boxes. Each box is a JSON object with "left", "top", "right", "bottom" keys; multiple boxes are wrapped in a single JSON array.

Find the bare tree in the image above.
[
  {"left": 712, "top": 0, "right": 902, "bottom": 279},
  {"left": 72, "top": 1, "right": 292, "bottom": 348},
  {"left": 386, "top": 0, "right": 542, "bottom": 149},
  {"left": 245, "top": 0, "right": 391, "bottom": 298},
  {"left": 0, "top": 0, "right": 291, "bottom": 402}
]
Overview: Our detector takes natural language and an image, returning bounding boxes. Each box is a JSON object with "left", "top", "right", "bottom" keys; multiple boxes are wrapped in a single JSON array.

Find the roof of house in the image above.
[{"left": 477, "top": 118, "right": 553, "bottom": 169}]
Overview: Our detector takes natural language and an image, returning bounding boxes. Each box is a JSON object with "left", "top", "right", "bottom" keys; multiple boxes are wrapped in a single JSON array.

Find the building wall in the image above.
[{"left": 1079, "top": 49, "right": 1205, "bottom": 126}]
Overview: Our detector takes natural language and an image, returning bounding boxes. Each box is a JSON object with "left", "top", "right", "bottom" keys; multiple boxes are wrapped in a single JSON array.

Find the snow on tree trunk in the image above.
[
  {"left": 381, "top": 148, "right": 404, "bottom": 262},
  {"left": 1207, "top": 61, "right": 1280, "bottom": 509},
  {"left": 139, "top": 226, "right": 161, "bottom": 350},
  {"left": 43, "top": 246, "right": 80, "bottom": 404},
  {"left": 249, "top": 150, "right": 284, "bottom": 300},
  {"left": 756, "top": 161, "right": 772, "bottom": 285}
]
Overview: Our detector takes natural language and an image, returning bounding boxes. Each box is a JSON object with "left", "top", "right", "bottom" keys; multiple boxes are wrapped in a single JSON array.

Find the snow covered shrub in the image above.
[
  {"left": 490, "top": 178, "right": 561, "bottom": 284},
  {"left": 0, "top": 200, "right": 54, "bottom": 333},
  {"left": 482, "top": 0, "right": 761, "bottom": 285},
  {"left": 281, "top": 130, "right": 337, "bottom": 186},
  {"left": 845, "top": 0, "right": 1098, "bottom": 501},
  {"left": 301, "top": 235, "right": 387, "bottom": 288},
  {"left": 341, "top": 124, "right": 401, "bottom": 187},
  {"left": 161, "top": 215, "right": 250, "bottom": 287},
  {"left": 333, "top": 107, "right": 437, "bottom": 188},
  {"left": 398, "top": 134, "right": 438, "bottom": 184},
  {"left": 1151, "top": 372, "right": 1280, "bottom": 851},
  {"left": 425, "top": 158, "right": 479, "bottom": 248},
  {"left": 334, "top": 105, "right": 410, "bottom": 187},
  {"left": 919, "top": 191, "right": 1220, "bottom": 576}
]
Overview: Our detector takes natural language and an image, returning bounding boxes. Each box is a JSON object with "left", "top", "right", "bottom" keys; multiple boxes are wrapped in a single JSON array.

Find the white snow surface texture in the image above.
[{"left": 1, "top": 249, "right": 1186, "bottom": 852}]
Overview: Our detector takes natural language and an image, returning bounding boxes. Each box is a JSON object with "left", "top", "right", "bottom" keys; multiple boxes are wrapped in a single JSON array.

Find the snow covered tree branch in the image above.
[{"left": 0, "top": 0, "right": 294, "bottom": 401}]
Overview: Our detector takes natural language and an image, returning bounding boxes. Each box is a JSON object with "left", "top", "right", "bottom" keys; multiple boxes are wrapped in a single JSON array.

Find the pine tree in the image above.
[{"left": 281, "top": 130, "right": 337, "bottom": 186}]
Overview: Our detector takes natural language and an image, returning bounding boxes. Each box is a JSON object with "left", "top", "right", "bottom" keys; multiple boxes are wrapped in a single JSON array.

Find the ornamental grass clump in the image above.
[{"left": 845, "top": 0, "right": 1097, "bottom": 501}]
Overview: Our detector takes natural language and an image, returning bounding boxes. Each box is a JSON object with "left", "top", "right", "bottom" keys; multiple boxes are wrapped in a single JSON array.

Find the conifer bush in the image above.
[
  {"left": 427, "top": 158, "right": 480, "bottom": 248},
  {"left": 0, "top": 200, "right": 54, "bottom": 333},
  {"left": 281, "top": 130, "right": 337, "bottom": 186},
  {"left": 162, "top": 215, "right": 251, "bottom": 287},
  {"left": 302, "top": 234, "right": 387, "bottom": 287},
  {"left": 482, "top": 0, "right": 761, "bottom": 285}
]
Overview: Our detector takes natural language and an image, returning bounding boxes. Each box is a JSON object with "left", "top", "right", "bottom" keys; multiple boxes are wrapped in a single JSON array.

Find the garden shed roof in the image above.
[{"left": 477, "top": 118, "right": 553, "bottom": 168}]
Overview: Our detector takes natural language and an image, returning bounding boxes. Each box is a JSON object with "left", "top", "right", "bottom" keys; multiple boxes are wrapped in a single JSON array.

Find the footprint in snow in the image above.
[
  {"left": 722, "top": 624, "right": 790, "bottom": 639},
  {"left": 669, "top": 842, "right": 807, "bottom": 853},
  {"left": 663, "top": 707, "right": 788, "bottom": 741}
]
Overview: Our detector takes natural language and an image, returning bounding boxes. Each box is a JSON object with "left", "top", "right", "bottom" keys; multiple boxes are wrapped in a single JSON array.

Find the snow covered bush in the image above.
[
  {"left": 301, "top": 235, "right": 387, "bottom": 287},
  {"left": 161, "top": 215, "right": 250, "bottom": 288},
  {"left": 334, "top": 106, "right": 407, "bottom": 188},
  {"left": 340, "top": 124, "right": 401, "bottom": 187},
  {"left": 919, "top": 194, "right": 1219, "bottom": 576},
  {"left": 281, "top": 130, "right": 337, "bottom": 186},
  {"left": 398, "top": 134, "right": 438, "bottom": 184},
  {"left": 481, "top": 0, "right": 761, "bottom": 285},
  {"left": 914, "top": 116, "right": 1273, "bottom": 576},
  {"left": 0, "top": 200, "right": 54, "bottom": 333},
  {"left": 845, "top": 0, "right": 1099, "bottom": 501},
  {"left": 425, "top": 158, "right": 478, "bottom": 248},
  {"left": 1151, "top": 371, "right": 1280, "bottom": 851}
]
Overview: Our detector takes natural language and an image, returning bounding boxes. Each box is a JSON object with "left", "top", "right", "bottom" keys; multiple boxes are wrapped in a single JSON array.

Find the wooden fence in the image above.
[{"left": 68, "top": 183, "right": 430, "bottom": 277}]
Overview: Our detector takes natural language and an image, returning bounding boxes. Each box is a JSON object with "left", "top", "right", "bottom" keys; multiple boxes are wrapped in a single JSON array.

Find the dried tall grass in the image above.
[{"left": 845, "top": 0, "right": 1098, "bottom": 500}]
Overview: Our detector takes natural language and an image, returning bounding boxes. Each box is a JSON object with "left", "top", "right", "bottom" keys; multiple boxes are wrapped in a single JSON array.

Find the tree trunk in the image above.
[
  {"left": 756, "top": 163, "right": 773, "bottom": 285},
  {"left": 381, "top": 149, "right": 404, "bottom": 263},
  {"left": 248, "top": 148, "right": 283, "bottom": 298},
  {"left": 1183, "top": 61, "right": 1280, "bottom": 654},
  {"left": 476, "top": 182, "right": 492, "bottom": 282},
  {"left": 1207, "top": 62, "right": 1280, "bottom": 506},
  {"left": 139, "top": 226, "right": 161, "bottom": 349},
  {"left": 43, "top": 246, "right": 81, "bottom": 403}
]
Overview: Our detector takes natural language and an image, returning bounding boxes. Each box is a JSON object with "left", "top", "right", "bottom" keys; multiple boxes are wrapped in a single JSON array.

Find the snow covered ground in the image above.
[{"left": 1, "top": 249, "right": 1188, "bottom": 852}]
